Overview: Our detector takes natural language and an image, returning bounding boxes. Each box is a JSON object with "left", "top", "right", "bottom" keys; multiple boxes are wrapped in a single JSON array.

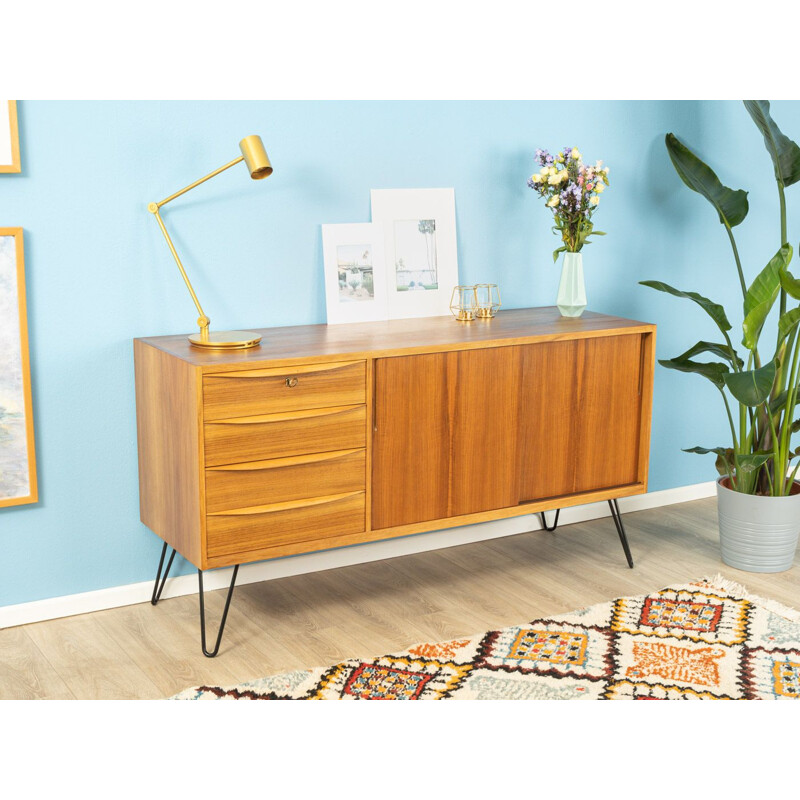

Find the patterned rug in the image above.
[{"left": 173, "top": 575, "right": 800, "bottom": 700}]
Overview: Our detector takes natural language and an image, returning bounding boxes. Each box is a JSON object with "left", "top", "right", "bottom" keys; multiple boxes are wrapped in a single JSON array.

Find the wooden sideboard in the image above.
[{"left": 134, "top": 307, "right": 656, "bottom": 654}]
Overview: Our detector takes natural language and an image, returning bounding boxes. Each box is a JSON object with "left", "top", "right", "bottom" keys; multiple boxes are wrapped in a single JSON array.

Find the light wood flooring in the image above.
[{"left": 2, "top": 496, "right": 798, "bottom": 700}]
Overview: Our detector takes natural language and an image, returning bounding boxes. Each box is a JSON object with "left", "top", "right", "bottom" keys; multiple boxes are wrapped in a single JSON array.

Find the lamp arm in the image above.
[
  {"left": 148, "top": 205, "right": 210, "bottom": 336},
  {"left": 153, "top": 155, "right": 244, "bottom": 208},
  {"left": 147, "top": 155, "right": 245, "bottom": 340}
]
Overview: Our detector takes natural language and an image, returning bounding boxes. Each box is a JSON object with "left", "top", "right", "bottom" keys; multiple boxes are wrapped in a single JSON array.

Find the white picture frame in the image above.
[
  {"left": 371, "top": 188, "right": 459, "bottom": 319},
  {"left": 322, "top": 223, "right": 388, "bottom": 325}
]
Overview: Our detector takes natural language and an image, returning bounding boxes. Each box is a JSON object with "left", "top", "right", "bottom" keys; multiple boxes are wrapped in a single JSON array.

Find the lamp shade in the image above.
[{"left": 239, "top": 135, "right": 273, "bottom": 179}]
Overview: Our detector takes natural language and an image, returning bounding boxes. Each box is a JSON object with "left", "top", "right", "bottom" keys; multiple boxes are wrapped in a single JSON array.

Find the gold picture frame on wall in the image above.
[
  {"left": 0, "top": 101, "right": 21, "bottom": 173},
  {"left": 0, "top": 229, "right": 37, "bottom": 507}
]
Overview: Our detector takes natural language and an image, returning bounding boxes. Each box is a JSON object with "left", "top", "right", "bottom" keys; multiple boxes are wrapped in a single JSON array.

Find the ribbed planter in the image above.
[{"left": 716, "top": 478, "right": 800, "bottom": 573}]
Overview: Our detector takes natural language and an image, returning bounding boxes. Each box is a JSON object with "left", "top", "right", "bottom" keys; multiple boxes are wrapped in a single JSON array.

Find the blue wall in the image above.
[{"left": 1, "top": 100, "right": 797, "bottom": 606}]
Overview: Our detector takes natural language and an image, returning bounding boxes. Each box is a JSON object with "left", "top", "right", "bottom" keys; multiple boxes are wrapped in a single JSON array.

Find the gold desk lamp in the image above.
[{"left": 148, "top": 135, "right": 273, "bottom": 349}]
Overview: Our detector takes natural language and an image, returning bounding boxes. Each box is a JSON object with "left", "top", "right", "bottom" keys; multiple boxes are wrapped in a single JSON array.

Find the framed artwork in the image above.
[
  {"left": 0, "top": 229, "right": 37, "bottom": 507},
  {"left": 0, "top": 101, "right": 21, "bottom": 173},
  {"left": 371, "top": 188, "right": 459, "bottom": 319},
  {"left": 322, "top": 223, "right": 388, "bottom": 324}
]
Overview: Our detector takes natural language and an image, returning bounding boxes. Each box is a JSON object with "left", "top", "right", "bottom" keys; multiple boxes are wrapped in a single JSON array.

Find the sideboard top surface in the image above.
[{"left": 135, "top": 306, "right": 655, "bottom": 370}]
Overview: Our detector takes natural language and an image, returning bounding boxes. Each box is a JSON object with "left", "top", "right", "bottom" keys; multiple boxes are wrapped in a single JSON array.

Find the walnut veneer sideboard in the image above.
[{"left": 134, "top": 307, "right": 656, "bottom": 655}]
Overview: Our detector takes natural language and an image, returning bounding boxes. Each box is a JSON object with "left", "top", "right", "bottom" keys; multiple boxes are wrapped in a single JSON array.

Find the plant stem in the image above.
[
  {"left": 779, "top": 180, "right": 788, "bottom": 316},
  {"left": 724, "top": 224, "right": 747, "bottom": 299},
  {"left": 779, "top": 331, "right": 800, "bottom": 492},
  {"left": 721, "top": 390, "right": 739, "bottom": 452},
  {"left": 767, "top": 404, "right": 782, "bottom": 495}
]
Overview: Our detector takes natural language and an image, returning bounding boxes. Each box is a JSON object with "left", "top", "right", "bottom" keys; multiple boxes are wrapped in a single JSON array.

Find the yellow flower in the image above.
[
  {"left": 547, "top": 174, "right": 561, "bottom": 185},
  {"left": 590, "top": 195, "right": 600, "bottom": 206},
  {"left": 540, "top": 166, "right": 549, "bottom": 175},
  {"left": 571, "top": 148, "right": 581, "bottom": 159},
  {"left": 559, "top": 169, "right": 568, "bottom": 182},
  {"left": 531, "top": 174, "right": 542, "bottom": 184},
  {"left": 547, "top": 196, "right": 560, "bottom": 207},
  {"left": 548, "top": 166, "right": 558, "bottom": 176},
  {"left": 556, "top": 155, "right": 564, "bottom": 163},
  {"left": 596, "top": 183, "right": 605, "bottom": 193}
]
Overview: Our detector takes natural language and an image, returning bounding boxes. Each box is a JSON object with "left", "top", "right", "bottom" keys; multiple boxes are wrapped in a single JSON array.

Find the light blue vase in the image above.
[{"left": 557, "top": 252, "right": 587, "bottom": 317}]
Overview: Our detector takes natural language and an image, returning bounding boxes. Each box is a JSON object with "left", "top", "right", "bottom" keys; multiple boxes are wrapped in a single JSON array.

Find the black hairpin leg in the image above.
[
  {"left": 198, "top": 565, "right": 239, "bottom": 658},
  {"left": 608, "top": 498, "right": 634, "bottom": 569},
  {"left": 539, "top": 509, "right": 560, "bottom": 532},
  {"left": 151, "top": 541, "right": 177, "bottom": 605}
]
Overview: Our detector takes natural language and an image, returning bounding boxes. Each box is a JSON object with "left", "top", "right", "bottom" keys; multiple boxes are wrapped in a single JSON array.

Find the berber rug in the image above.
[{"left": 172, "top": 575, "right": 800, "bottom": 700}]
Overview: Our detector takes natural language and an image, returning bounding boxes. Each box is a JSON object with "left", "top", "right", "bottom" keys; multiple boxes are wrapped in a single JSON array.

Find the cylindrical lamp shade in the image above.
[{"left": 240, "top": 135, "right": 273, "bottom": 179}]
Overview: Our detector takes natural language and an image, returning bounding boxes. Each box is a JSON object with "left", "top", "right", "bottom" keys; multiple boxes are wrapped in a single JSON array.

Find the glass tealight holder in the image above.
[
  {"left": 475, "top": 283, "right": 501, "bottom": 319},
  {"left": 450, "top": 285, "right": 477, "bottom": 322}
]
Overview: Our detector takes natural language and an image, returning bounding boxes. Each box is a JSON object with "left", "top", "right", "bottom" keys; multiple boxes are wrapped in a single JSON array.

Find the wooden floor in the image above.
[{"left": 2, "top": 496, "right": 799, "bottom": 700}]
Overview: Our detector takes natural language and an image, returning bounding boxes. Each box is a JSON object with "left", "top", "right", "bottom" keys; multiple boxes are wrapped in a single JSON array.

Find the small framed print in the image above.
[
  {"left": 322, "top": 223, "right": 388, "bottom": 324},
  {"left": 370, "top": 188, "right": 459, "bottom": 319},
  {"left": 0, "top": 228, "right": 37, "bottom": 507},
  {"left": 0, "top": 101, "right": 21, "bottom": 173}
]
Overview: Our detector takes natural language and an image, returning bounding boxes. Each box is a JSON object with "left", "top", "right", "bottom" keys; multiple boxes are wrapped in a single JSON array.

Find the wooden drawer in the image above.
[
  {"left": 204, "top": 404, "right": 366, "bottom": 466},
  {"left": 205, "top": 448, "right": 365, "bottom": 513},
  {"left": 203, "top": 360, "right": 366, "bottom": 421},
  {"left": 206, "top": 491, "right": 366, "bottom": 560}
]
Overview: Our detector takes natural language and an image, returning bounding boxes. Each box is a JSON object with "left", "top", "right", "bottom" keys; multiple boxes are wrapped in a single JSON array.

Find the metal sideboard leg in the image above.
[
  {"left": 151, "top": 541, "right": 177, "bottom": 605},
  {"left": 198, "top": 565, "right": 240, "bottom": 658},
  {"left": 539, "top": 509, "right": 561, "bottom": 532},
  {"left": 608, "top": 498, "right": 635, "bottom": 569},
  {"left": 537, "top": 501, "right": 635, "bottom": 569}
]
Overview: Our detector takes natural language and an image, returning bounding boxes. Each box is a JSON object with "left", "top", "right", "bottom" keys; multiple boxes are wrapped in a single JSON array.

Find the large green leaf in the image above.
[
  {"left": 640, "top": 280, "right": 732, "bottom": 333},
  {"left": 742, "top": 244, "right": 793, "bottom": 349},
  {"left": 684, "top": 445, "right": 735, "bottom": 477},
  {"left": 676, "top": 340, "right": 743, "bottom": 369},
  {"left": 734, "top": 452, "right": 773, "bottom": 493},
  {"left": 659, "top": 357, "right": 729, "bottom": 389},
  {"left": 665, "top": 133, "right": 749, "bottom": 227},
  {"left": 780, "top": 268, "right": 800, "bottom": 299},
  {"left": 778, "top": 308, "right": 800, "bottom": 343},
  {"left": 744, "top": 101, "right": 800, "bottom": 187},
  {"left": 770, "top": 389, "right": 789, "bottom": 414},
  {"left": 723, "top": 359, "right": 777, "bottom": 406}
]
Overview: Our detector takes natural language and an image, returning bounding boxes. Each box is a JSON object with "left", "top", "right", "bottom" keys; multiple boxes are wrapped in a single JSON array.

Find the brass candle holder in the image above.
[
  {"left": 450, "top": 285, "right": 477, "bottom": 322},
  {"left": 475, "top": 283, "right": 501, "bottom": 319}
]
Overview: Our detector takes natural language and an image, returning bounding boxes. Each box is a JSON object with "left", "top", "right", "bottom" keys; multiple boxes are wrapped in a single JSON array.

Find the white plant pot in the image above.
[
  {"left": 716, "top": 478, "right": 800, "bottom": 573},
  {"left": 557, "top": 252, "right": 587, "bottom": 318}
]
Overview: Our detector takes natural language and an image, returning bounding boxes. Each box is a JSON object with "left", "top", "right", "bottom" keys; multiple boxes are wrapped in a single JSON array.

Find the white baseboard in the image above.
[{"left": 0, "top": 481, "right": 717, "bottom": 629}]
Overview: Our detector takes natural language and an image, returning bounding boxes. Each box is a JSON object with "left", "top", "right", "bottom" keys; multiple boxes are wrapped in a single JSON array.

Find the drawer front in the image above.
[
  {"left": 204, "top": 404, "right": 366, "bottom": 466},
  {"left": 206, "top": 492, "right": 366, "bottom": 560},
  {"left": 203, "top": 360, "right": 366, "bottom": 421},
  {"left": 205, "top": 449, "right": 365, "bottom": 513}
]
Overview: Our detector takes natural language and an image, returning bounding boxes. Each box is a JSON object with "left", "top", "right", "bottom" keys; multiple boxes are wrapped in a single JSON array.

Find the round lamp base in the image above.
[{"left": 188, "top": 330, "right": 262, "bottom": 349}]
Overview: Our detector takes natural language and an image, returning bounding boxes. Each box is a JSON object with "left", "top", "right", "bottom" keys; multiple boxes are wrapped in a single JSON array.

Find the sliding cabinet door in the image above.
[
  {"left": 516, "top": 334, "right": 645, "bottom": 503},
  {"left": 372, "top": 347, "right": 521, "bottom": 529}
]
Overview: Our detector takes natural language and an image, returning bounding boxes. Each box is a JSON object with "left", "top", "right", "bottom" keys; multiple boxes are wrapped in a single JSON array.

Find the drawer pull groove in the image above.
[
  {"left": 212, "top": 404, "right": 363, "bottom": 426},
  {"left": 208, "top": 491, "right": 364, "bottom": 517},
  {"left": 205, "top": 360, "right": 361, "bottom": 379},
  {"left": 285, "top": 377, "right": 299, "bottom": 388},
  {"left": 207, "top": 448, "right": 363, "bottom": 472}
]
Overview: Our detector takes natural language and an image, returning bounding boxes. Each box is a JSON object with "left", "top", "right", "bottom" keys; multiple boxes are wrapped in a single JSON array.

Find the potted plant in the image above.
[
  {"left": 527, "top": 147, "right": 609, "bottom": 317},
  {"left": 642, "top": 100, "right": 800, "bottom": 573}
]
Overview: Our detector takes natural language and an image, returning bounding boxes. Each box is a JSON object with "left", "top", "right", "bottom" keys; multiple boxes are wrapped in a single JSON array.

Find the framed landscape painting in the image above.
[
  {"left": 0, "top": 229, "right": 37, "bottom": 507},
  {"left": 370, "top": 188, "right": 459, "bottom": 319},
  {"left": 0, "top": 101, "right": 21, "bottom": 173}
]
